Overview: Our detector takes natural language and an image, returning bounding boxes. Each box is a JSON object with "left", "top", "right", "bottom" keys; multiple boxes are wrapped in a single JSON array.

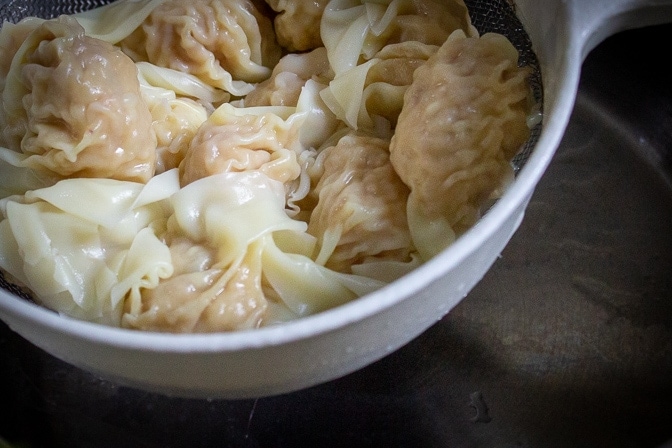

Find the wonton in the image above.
[{"left": 0, "top": 0, "right": 536, "bottom": 332}]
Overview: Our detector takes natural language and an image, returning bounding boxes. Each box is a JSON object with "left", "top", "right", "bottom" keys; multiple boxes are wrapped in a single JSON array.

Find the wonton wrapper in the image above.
[
  {"left": 123, "top": 171, "right": 386, "bottom": 332},
  {"left": 0, "top": 170, "right": 180, "bottom": 325},
  {"left": 320, "top": 40, "right": 437, "bottom": 133},
  {"left": 244, "top": 47, "right": 332, "bottom": 108},
  {"left": 0, "top": 16, "right": 156, "bottom": 183},
  {"left": 179, "top": 103, "right": 301, "bottom": 188},
  {"left": 0, "top": 17, "right": 43, "bottom": 85},
  {"left": 137, "top": 63, "right": 212, "bottom": 173},
  {"left": 243, "top": 49, "right": 342, "bottom": 162},
  {"left": 321, "top": 0, "right": 476, "bottom": 76},
  {"left": 264, "top": 0, "right": 329, "bottom": 52},
  {"left": 307, "top": 133, "right": 414, "bottom": 273},
  {"left": 124, "top": 235, "right": 270, "bottom": 332},
  {"left": 390, "top": 30, "right": 532, "bottom": 260},
  {"left": 73, "top": 0, "right": 168, "bottom": 44},
  {"left": 121, "top": 0, "right": 281, "bottom": 96},
  {"left": 0, "top": 168, "right": 387, "bottom": 331},
  {"left": 319, "top": 0, "right": 475, "bottom": 133}
]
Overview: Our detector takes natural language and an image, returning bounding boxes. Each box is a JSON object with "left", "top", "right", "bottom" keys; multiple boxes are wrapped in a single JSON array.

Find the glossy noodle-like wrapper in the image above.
[{"left": 0, "top": 0, "right": 535, "bottom": 333}]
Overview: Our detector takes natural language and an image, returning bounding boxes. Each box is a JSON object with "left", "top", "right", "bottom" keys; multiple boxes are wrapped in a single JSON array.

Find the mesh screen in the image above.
[
  {"left": 464, "top": 0, "right": 543, "bottom": 168},
  {"left": 0, "top": 0, "right": 542, "bottom": 298}
]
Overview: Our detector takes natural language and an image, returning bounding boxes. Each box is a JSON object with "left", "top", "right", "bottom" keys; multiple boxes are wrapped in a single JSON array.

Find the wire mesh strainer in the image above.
[
  {"left": 0, "top": 0, "right": 543, "bottom": 302},
  {"left": 1, "top": 0, "right": 610, "bottom": 399}
]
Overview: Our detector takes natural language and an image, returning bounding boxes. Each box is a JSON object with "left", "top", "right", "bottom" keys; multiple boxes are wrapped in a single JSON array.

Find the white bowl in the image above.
[{"left": 1, "top": 0, "right": 671, "bottom": 399}]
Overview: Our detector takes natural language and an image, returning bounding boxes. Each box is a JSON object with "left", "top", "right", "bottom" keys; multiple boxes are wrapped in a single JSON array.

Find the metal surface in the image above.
[{"left": 1, "top": 23, "right": 671, "bottom": 448}]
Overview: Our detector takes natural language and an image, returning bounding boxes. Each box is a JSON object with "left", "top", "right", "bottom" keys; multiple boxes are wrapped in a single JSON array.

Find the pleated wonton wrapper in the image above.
[{"left": 0, "top": 0, "right": 534, "bottom": 334}]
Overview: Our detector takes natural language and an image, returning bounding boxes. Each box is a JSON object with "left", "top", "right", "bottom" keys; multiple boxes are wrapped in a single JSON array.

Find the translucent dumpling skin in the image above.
[
  {"left": 122, "top": 0, "right": 281, "bottom": 95},
  {"left": 179, "top": 104, "right": 301, "bottom": 187},
  {"left": 264, "top": 0, "right": 329, "bottom": 52},
  {"left": 390, "top": 30, "right": 532, "bottom": 259},
  {"left": 0, "top": 1, "right": 540, "bottom": 332},
  {"left": 308, "top": 133, "right": 413, "bottom": 272},
  {"left": 244, "top": 47, "right": 332, "bottom": 107},
  {"left": 0, "top": 16, "right": 157, "bottom": 183},
  {"left": 123, "top": 237, "right": 268, "bottom": 332}
]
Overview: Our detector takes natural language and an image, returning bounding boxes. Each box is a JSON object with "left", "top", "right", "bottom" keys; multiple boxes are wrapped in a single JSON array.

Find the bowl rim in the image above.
[{"left": 0, "top": 0, "right": 581, "bottom": 357}]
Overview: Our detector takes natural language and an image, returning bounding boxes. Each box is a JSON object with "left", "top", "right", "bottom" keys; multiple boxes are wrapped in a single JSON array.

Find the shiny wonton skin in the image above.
[
  {"left": 318, "top": 41, "right": 436, "bottom": 135},
  {"left": 264, "top": 0, "right": 329, "bottom": 52},
  {"left": 135, "top": 61, "right": 231, "bottom": 173},
  {"left": 0, "top": 16, "right": 156, "bottom": 183},
  {"left": 73, "top": 0, "right": 168, "bottom": 44},
  {"left": 390, "top": 30, "right": 532, "bottom": 260},
  {"left": 148, "top": 95, "right": 209, "bottom": 174},
  {"left": 244, "top": 47, "right": 332, "bottom": 107},
  {"left": 0, "top": 166, "right": 382, "bottom": 332},
  {"left": 123, "top": 170, "right": 381, "bottom": 332},
  {"left": 122, "top": 236, "right": 268, "bottom": 332},
  {"left": 366, "top": 42, "right": 437, "bottom": 89},
  {"left": 307, "top": 133, "right": 413, "bottom": 273},
  {"left": 318, "top": 0, "right": 475, "bottom": 133},
  {"left": 179, "top": 104, "right": 301, "bottom": 187},
  {"left": 121, "top": 0, "right": 281, "bottom": 96},
  {"left": 390, "top": 0, "right": 477, "bottom": 46},
  {"left": 321, "top": 0, "right": 476, "bottom": 76},
  {"left": 136, "top": 65, "right": 211, "bottom": 174},
  {"left": 0, "top": 17, "right": 43, "bottom": 85},
  {"left": 0, "top": 170, "right": 180, "bottom": 326},
  {"left": 361, "top": 42, "right": 437, "bottom": 129}
]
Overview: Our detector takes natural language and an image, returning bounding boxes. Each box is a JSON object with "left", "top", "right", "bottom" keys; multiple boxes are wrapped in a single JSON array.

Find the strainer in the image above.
[{"left": 0, "top": 0, "right": 670, "bottom": 399}]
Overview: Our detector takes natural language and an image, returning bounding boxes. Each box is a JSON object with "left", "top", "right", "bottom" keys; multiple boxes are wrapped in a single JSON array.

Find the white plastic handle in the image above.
[{"left": 569, "top": 0, "right": 672, "bottom": 58}]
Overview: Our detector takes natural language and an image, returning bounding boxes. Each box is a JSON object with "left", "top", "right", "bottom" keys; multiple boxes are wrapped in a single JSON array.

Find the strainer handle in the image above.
[{"left": 570, "top": 0, "right": 672, "bottom": 58}]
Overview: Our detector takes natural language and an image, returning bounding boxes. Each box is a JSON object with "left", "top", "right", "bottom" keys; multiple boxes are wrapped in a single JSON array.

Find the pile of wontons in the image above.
[{"left": 0, "top": 0, "right": 534, "bottom": 332}]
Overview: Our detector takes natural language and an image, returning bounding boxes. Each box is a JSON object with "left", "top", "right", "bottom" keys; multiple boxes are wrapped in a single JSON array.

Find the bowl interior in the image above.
[{"left": 0, "top": 0, "right": 565, "bottom": 398}]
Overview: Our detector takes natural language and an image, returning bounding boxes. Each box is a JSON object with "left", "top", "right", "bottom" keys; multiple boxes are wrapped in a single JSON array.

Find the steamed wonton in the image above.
[
  {"left": 0, "top": 16, "right": 156, "bottom": 184},
  {"left": 318, "top": 0, "right": 475, "bottom": 133},
  {"left": 390, "top": 30, "right": 532, "bottom": 259},
  {"left": 320, "top": 40, "right": 437, "bottom": 133},
  {"left": 0, "top": 170, "right": 179, "bottom": 325},
  {"left": 122, "top": 170, "right": 385, "bottom": 332},
  {"left": 307, "top": 133, "right": 414, "bottom": 273},
  {"left": 137, "top": 64, "right": 212, "bottom": 173},
  {"left": 0, "top": 0, "right": 537, "bottom": 332},
  {"left": 0, "top": 168, "right": 387, "bottom": 332},
  {"left": 321, "top": 0, "right": 476, "bottom": 76},
  {"left": 244, "top": 47, "right": 332, "bottom": 108},
  {"left": 264, "top": 0, "right": 329, "bottom": 52},
  {"left": 121, "top": 0, "right": 282, "bottom": 96},
  {"left": 179, "top": 103, "right": 301, "bottom": 188}
]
